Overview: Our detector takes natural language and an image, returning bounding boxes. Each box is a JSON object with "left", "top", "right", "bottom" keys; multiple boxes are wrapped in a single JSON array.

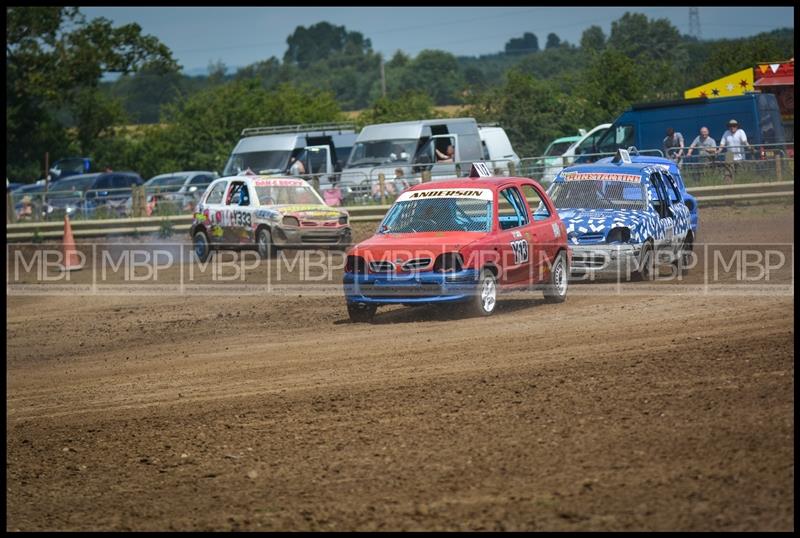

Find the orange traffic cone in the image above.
[{"left": 62, "top": 215, "right": 82, "bottom": 272}]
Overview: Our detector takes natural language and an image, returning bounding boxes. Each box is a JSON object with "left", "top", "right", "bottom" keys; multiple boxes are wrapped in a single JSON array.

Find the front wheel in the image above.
[
  {"left": 347, "top": 303, "right": 377, "bottom": 323},
  {"left": 543, "top": 251, "right": 568, "bottom": 303},
  {"left": 632, "top": 241, "right": 655, "bottom": 281},
  {"left": 256, "top": 228, "right": 277, "bottom": 259},
  {"left": 465, "top": 269, "right": 497, "bottom": 317}
]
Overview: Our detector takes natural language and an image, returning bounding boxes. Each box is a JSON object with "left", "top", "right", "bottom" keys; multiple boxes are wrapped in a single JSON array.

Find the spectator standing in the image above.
[
  {"left": 686, "top": 127, "right": 717, "bottom": 162},
  {"left": 718, "top": 119, "right": 749, "bottom": 161},
  {"left": 719, "top": 119, "right": 749, "bottom": 184},
  {"left": 663, "top": 128, "right": 685, "bottom": 164}
]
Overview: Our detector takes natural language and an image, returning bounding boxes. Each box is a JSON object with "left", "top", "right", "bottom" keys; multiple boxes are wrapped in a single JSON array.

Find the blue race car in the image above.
[
  {"left": 596, "top": 154, "right": 698, "bottom": 235},
  {"left": 548, "top": 156, "right": 694, "bottom": 280}
]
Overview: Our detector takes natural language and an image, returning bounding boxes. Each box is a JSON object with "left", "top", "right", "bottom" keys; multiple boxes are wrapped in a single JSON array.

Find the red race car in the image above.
[{"left": 343, "top": 166, "right": 570, "bottom": 322}]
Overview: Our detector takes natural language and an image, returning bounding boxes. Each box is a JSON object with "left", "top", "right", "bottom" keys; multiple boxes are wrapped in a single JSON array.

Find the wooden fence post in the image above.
[
  {"left": 775, "top": 154, "right": 782, "bottom": 183},
  {"left": 378, "top": 173, "right": 386, "bottom": 205},
  {"left": 508, "top": 162, "right": 517, "bottom": 176}
]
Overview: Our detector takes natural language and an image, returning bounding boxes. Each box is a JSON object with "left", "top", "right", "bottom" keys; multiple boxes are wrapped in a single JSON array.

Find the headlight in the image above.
[
  {"left": 432, "top": 252, "right": 463, "bottom": 273},
  {"left": 606, "top": 227, "right": 631, "bottom": 244},
  {"left": 338, "top": 215, "right": 348, "bottom": 225},
  {"left": 282, "top": 216, "right": 300, "bottom": 227}
]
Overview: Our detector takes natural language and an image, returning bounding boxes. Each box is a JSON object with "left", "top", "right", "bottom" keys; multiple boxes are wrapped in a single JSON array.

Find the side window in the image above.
[
  {"left": 661, "top": 172, "right": 681, "bottom": 204},
  {"left": 597, "top": 125, "right": 634, "bottom": 154},
  {"left": 520, "top": 184, "right": 551, "bottom": 220},
  {"left": 498, "top": 187, "right": 529, "bottom": 230},
  {"left": 226, "top": 181, "right": 250, "bottom": 206},
  {"left": 94, "top": 176, "right": 112, "bottom": 190},
  {"left": 190, "top": 175, "right": 210, "bottom": 186},
  {"left": 113, "top": 175, "right": 133, "bottom": 189},
  {"left": 205, "top": 182, "right": 227, "bottom": 205},
  {"left": 648, "top": 173, "right": 669, "bottom": 218}
]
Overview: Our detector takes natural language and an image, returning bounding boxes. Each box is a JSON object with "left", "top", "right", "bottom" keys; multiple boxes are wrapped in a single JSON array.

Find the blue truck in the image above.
[{"left": 581, "top": 93, "right": 786, "bottom": 159}]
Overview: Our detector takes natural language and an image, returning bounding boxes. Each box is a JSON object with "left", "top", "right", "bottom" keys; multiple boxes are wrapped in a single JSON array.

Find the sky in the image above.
[{"left": 81, "top": 6, "right": 795, "bottom": 75}]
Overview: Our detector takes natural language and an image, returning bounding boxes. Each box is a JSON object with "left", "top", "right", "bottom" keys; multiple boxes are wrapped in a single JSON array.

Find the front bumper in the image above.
[
  {"left": 272, "top": 225, "right": 352, "bottom": 247},
  {"left": 344, "top": 269, "right": 481, "bottom": 305},
  {"left": 570, "top": 244, "right": 641, "bottom": 276}
]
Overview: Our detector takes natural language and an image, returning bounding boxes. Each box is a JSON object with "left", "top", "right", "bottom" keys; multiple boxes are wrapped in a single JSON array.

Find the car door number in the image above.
[{"left": 510, "top": 239, "right": 529, "bottom": 264}]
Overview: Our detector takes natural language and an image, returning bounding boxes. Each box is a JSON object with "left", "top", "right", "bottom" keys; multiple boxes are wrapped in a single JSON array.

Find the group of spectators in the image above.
[{"left": 663, "top": 119, "right": 750, "bottom": 165}]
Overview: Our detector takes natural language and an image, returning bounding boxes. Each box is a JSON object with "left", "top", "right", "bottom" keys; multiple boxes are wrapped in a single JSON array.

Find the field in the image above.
[{"left": 5, "top": 202, "right": 794, "bottom": 531}]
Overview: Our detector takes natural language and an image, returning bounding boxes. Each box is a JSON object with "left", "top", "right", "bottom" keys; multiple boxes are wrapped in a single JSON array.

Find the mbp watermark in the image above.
[{"left": 6, "top": 241, "right": 793, "bottom": 297}]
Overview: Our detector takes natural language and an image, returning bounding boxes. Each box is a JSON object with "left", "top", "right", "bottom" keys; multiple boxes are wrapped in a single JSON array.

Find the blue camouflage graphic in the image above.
[{"left": 551, "top": 163, "right": 691, "bottom": 249}]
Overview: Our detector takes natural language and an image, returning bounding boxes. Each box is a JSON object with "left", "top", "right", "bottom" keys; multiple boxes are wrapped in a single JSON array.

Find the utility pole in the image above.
[
  {"left": 380, "top": 58, "right": 386, "bottom": 98},
  {"left": 689, "top": 8, "right": 701, "bottom": 40}
]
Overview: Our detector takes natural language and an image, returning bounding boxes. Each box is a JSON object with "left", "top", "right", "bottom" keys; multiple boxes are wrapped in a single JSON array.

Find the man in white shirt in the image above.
[{"left": 719, "top": 119, "right": 749, "bottom": 161}]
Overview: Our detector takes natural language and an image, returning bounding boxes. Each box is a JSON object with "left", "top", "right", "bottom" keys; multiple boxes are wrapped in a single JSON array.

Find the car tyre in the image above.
[
  {"left": 465, "top": 269, "right": 497, "bottom": 317},
  {"left": 257, "top": 227, "right": 277, "bottom": 260},
  {"left": 673, "top": 234, "right": 693, "bottom": 276},
  {"left": 543, "top": 250, "right": 569, "bottom": 303},
  {"left": 193, "top": 230, "right": 211, "bottom": 263},
  {"left": 347, "top": 303, "right": 377, "bottom": 323},
  {"left": 633, "top": 241, "right": 655, "bottom": 281}
]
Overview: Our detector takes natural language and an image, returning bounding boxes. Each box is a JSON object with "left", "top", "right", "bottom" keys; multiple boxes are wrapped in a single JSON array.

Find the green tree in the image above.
[
  {"left": 545, "top": 33, "right": 562, "bottom": 50},
  {"left": 505, "top": 32, "right": 539, "bottom": 55},
  {"left": 397, "top": 49, "right": 466, "bottom": 105},
  {"left": 580, "top": 25, "right": 606, "bottom": 52},
  {"left": 357, "top": 91, "right": 438, "bottom": 127},
  {"left": 6, "top": 6, "right": 177, "bottom": 180},
  {"left": 464, "top": 71, "right": 586, "bottom": 156},
  {"left": 152, "top": 80, "right": 343, "bottom": 173},
  {"left": 284, "top": 22, "right": 372, "bottom": 68}
]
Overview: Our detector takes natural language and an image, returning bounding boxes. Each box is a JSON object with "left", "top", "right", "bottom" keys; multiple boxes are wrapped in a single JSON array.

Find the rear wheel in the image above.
[
  {"left": 347, "top": 303, "right": 377, "bottom": 323},
  {"left": 193, "top": 230, "right": 211, "bottom": 263},
  {"left": 673, "top": 234, "right": 693, "bottom": 276},
  {"left": 465, "top": 269, "right": 497, "bottom": 317},
  {"left": 543, "top": 251, "right": 568, "bottom": 303}
]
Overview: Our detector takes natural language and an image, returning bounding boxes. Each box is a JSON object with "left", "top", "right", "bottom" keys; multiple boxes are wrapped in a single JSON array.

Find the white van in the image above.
[
  {"left": 478, "top": 124, "right": 520, "bottom": 175},
  {"left": 222, "top": 123, "right": 357, "bottom": 185}
]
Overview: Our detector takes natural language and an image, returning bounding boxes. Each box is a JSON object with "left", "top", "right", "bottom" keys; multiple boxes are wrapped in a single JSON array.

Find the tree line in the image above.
[{"left": 6, "top": 7, "right": 794, "bottom": 181}]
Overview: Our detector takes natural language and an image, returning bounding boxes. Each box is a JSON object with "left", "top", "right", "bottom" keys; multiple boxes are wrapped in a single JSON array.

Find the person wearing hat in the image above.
[
  {"left": 718, "top": 119, "right": 749, "bottom": 184},
  {"left": 719, "top": 119, "right": 749, "bottom": 161}
]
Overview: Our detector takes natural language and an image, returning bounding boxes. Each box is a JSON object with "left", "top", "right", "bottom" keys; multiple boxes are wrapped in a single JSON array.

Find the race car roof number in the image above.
[
  {"left": 561, "top": 172, "right": 642, "bottom": 183},
  {"left": 469, "top": 162, "right": 493, "bottom": 178},
  {"left": 397, "top": 188, "right": 493, "bottom": 202}
]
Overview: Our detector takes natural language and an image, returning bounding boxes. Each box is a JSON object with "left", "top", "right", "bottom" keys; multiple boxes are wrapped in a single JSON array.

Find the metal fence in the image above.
[
  {"left": 665, "top": 142, "right": 794, "bottom": 187},
  {"left": 7, "top": 143, "right": 794, "bottom": 224}
]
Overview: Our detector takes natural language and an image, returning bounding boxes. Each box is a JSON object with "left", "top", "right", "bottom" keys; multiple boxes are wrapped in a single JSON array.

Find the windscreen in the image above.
[
  {"left": 346, "top": 139, "right": 417, "bottom": 168},
  {"left": 223, "top": 151, "right": 292, "bottom": 176},
  {"left": 255, "top": 185, "right": 324, "bottom": 206},
  {"left": 147, "top": 175, "right": 188, "bottom": 191},
  {"left": 379, "top": 189, "right": 493, "bottom": 233},
  {"left": 545, "top": 141, "right": 575, "bottom": 156},
  {"left": 548, "top": 177, "right": 646, "bottom": 210}
]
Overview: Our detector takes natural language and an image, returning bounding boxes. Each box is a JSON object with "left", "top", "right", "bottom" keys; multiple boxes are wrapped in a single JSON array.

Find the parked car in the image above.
[
  {"left": 548, "top": 152, "right": 693, "bottom": 279},
  {"left": 539, "top": 133, "right": 583, "bottom": 183},
  {"left": 190, "top": 174, "right": 352, "bottom": 262},
  {"left": 342, "top": 165, "right": 570, "bottom": 322},
  {"left": 124, "top": 171, "right": 218, "bottom": 215},
  {"left": 49, "top": 157, "right": 93, "bottom": 181},
  {"left": 43, "top": 171, "right": 143, "bottom": 218}
]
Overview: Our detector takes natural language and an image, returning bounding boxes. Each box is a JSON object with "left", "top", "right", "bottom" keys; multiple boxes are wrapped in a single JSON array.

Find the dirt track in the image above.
[{"left": 6, "top": 202, "right": 795, "bottom": 531}]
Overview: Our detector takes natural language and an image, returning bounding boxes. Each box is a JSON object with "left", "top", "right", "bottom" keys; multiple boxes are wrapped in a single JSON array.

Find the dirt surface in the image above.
[{"left": 6, "top": 202, "right": 794, "bottom": 531}]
